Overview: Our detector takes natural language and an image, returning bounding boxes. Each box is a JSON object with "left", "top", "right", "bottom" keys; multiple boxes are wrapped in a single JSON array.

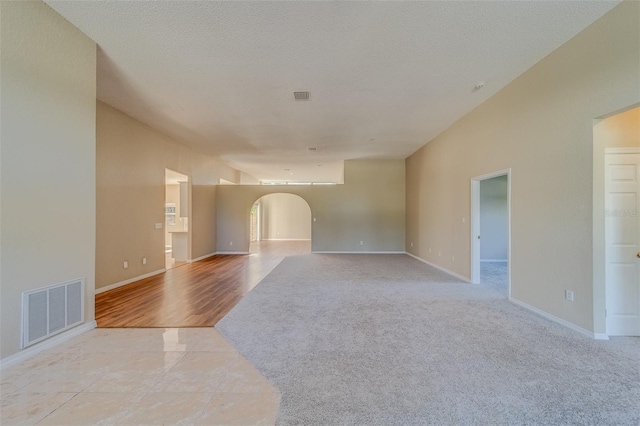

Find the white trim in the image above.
[
  {"left": 0, "top": 321, "right": 97, "bottom": 371},
  {"left": 312, "top": 251, "right": 405, "bottom": 254},
  {"left": 509, "top": 297, "right": 595, "bottom": 338},
  {"left": 188, "top": 252, "right": 217, "bottom": 263},
  {"left": 605, "top": 147, "right": 640, "bottom": 154},
  {"left": 262, "top": 238, "right": 311, "bottom": 241},
  {"left": 95, "top": 269, "right": 166, "bottom": 294},
  {"left": 218, "top": 251, "right": 250, "bottom": 255},
  {"left": 405, "top": 252, "right": 471, "bottom": 283},
  {"left": 470, "top": 168, "right": 512, "bottom": 183},
  {"left": 480, "top": 259, "right": 508, "bottom": 263},
  {"left": 593, "top": 333, "right": 610, "bottom": 340},
  {"left": 471, "top": 179, "right": 481, "bottom": 282}
]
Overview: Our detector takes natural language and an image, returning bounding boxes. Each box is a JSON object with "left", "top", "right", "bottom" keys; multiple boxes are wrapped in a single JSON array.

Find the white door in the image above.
[{"left": 606, "top": 151, "right": 640, "bottom": 336}]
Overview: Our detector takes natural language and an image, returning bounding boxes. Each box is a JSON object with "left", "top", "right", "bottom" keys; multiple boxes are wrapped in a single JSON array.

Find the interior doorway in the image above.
[
  {"left": 250, "top": 201, "right": 261, "bottom": 243},
  {"left": 593, "top": 106, "right": 640, "bottom": 338},
  {"left": 605, "top": 148, "right": 640, "bottom": 336},
  {"left": 165, "top": 169, "right": 190, "bottom": 270},
  {"left": 249, "top": 193, "right": 312, "bottom": 257},
  {"left": 471, "top": 169, "right": 511, "bottom": 296}
]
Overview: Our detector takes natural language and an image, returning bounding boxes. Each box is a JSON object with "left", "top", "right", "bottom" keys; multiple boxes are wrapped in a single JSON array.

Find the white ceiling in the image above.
[{"left": 46, "top": 1, "right": 619, "bottom": 183}]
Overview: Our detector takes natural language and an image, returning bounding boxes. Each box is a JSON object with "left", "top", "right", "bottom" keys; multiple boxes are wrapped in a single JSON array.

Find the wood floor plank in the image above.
[{"left": 95, "top": 241, "right": 310, "bottom": 328}]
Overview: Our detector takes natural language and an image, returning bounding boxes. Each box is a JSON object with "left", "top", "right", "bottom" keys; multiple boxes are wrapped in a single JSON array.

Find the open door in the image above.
[
  {"left": 605, "top": 149, "right": 640, "bottom": 336},
  {"left": 471, "top": 169, "right": 511, "bottom": 297}
]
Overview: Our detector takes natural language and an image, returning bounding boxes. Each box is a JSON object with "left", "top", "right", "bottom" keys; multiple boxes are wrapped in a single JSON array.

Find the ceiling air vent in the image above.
[{"left": 293, "top": 91, "right": 310, "bottom": 101}]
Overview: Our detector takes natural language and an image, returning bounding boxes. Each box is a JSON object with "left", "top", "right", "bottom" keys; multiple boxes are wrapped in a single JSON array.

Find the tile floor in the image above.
[{"left": 0, "top": 328, "right": 280, "bottom": 425}]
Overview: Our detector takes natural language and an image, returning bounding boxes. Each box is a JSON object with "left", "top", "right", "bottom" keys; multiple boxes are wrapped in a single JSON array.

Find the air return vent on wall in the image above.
[{"left": 21, "top": 278, "right": 84, "bottom": 348}]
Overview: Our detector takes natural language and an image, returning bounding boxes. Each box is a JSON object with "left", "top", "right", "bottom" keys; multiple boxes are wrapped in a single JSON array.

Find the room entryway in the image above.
[
  {"left": 249, "top": 193, "right": 312, "bottom": 257},
  {"left": 165, "top": 169, "right": 190, "bottom": 270},
  {"left": 594, "top": 106, "right": 640, "bottom": 337},
  {"left": 605, "top": 148, "right": 640, "bottom": 336},
  {"left": 471, "top": 170, "right": 511, "bottom": 296}
]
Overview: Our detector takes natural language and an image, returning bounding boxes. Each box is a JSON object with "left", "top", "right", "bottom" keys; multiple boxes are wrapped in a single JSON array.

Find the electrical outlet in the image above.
[
  {"left": 155, "top": 223, "right": 162, "bottom": 229},
  {"left": 452, "top": 255, "right": 455, "bottom": 262},
  {"left": 429, "top": 248, "right": 431, "bottom": 253},
  {"left": 462, "top": 217, "right": 465, "bottom": 224},
  {"left": 438, "top": 251, "right": 441, "bottom": 257},
  {"left": 565, "top": 290, "right": 574, "bottom": 302},
  {"left": 123, "top": 261, "right": 128, "bottom": 269},
  {"left": 360, "top": 241, "right": 364, "bottom": 245},
  {"left": 410, "top": 242, "right": 413, "bottom": 247},
  {"left": 229, "top": 241, "right": 233, "bottom": 246},
  {"left": 142, "top": 257, "right": 147, "bottom": 265}
]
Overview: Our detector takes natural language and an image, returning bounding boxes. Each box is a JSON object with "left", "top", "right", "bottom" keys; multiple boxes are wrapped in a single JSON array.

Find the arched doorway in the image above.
[{"left": 250, "top": 193, "right": 312, "bottom": 257}]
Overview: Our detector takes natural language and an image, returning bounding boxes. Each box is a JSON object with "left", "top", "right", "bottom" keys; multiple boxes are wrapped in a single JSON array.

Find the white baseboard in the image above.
[
  {"left": 261, "top": 239, "right": 311, "bottom": 241},
  {"left": 509, "top": 297, "right": 596, "bottom": 339},
  {"left": 217, "top": 251, "right": 250, "bottom": 255},
  {"left": 0, "top": 320, "right": 97, "bottom": 371},
  {"left": 480, "top": 259, "right": 508, "bottom": 263},
  {"left": 95, "top": 269, "right": 166, "bottom": 294},
  {"left": 593, "top": 333, "right": 610, "bottom": 340},
  {"left": 405, "top": 252, "right": 471, "bottom": 283},
  {"left": 312, "top": 251, "right": 406, "bottom": 254},
  {"left": 189, "top": 252, "right": 217, "bottom": 263}
]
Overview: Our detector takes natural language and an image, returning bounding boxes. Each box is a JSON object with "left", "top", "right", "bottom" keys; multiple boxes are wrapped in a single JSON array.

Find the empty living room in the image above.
[{"left": 1, "top": 1, "right": 638, "bottom": 425}]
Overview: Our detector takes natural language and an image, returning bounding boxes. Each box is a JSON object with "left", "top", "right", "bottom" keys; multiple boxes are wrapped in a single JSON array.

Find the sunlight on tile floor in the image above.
[{"left": 0, "top": 328, "right": 280, "bottom": 425}]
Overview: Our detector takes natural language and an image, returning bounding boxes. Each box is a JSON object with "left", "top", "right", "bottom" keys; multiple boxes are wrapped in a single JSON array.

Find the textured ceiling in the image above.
[{"left": 46, "top": 1, "right": 619, "bottom": 183}]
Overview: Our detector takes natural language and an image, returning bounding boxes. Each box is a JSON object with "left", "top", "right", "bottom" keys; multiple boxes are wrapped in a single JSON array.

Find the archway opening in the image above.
[{"left": 249, "top": 193, "right": 312, "bottom": 257}]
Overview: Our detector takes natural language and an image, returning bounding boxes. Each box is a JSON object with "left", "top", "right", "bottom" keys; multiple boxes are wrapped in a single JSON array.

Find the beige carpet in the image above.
[{"left": 217, "top": 254, "right": 640, "bottom": 425}]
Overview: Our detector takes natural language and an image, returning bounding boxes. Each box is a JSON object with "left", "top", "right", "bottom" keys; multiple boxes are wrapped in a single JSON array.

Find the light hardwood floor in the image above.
[{"left": 96, "top": 241, "right": 311, "bottom": 328}]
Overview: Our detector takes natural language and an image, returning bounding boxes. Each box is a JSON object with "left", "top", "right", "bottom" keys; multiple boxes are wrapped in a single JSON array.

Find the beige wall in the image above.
[
  {"left": 406, "top": 2, "right": 640, "bottom": 333},
  {"left": 96, "top": 101, "right": 227, "bottom": 290},
  {"left": 598, "top": 106, "right": 640, "bottom": 149},
  {"left": 260, "top": 193, "right": 312, "bottom": 240},
  {"left": 191, "top": 184, "right": 217, "bottom": 260},
  {"left": 1, "top": 1, "right": 97, "bottom": 359},
  {"left": 217, "top": 160, "right": 405, "bottom": 253}
]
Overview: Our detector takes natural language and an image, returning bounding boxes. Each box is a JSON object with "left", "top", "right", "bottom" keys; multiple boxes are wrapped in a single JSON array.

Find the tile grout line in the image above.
[
  {"left": 34, "top": 392, "right": 80, "bottom": 425},
  {"left": 143, "top": 350, "right": 189, "bottom": 395}
]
